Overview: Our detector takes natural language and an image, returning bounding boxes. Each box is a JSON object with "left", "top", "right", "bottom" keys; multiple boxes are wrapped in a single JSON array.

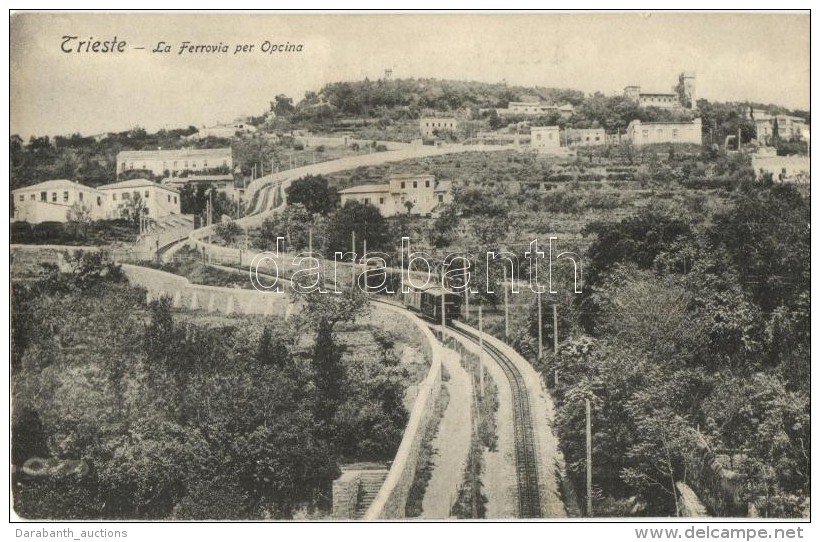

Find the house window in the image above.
[
  {"left": 19, "top": 195, "right": 24, "bottom": 202},
  {"left": 174, "top": 196, "right": 177, "bottom": 204},
  {"left": 204, "top": 160, "right": 208, "bottom": 167},
  {"left": 30, "top": 194, "right": 35, "bottom": 201},
  {"left": 145, "top": 190, "right": 150, "bottom": 198},
  {"left": 63, "top": 191, "right": 69, "bottom": 202},
  {"left": 222, "top": 160, "right": 227, "bottom": 166},
  {"left": 192, "top": 162, "right": 197, "bottom": 169},
  {"left": 438, "top": 194, "right": 444, "bottom": 203},
  {"left": 379, "top": 197, "right": 384, "bottom": 205},
  {"left": 144, "top": 208, "right": 149, "bottom": 215},
  {"left": 536, "top": 133, "right": 542, "bottom": 140},
  {"left": 97, "top": 196, "right": 102, "bottom": 206},
  {"left": 112, "top": 193, "right": 117, "bottom": 201},
  {"left": 133, "top": 191, "right": 139, "bottom": 200},
  {"left": 121, "top": 163, "right": 126, "bottom": 171},
  {"left": 129, "top": 162, "right": 134, "bottom": 170},
  {"left": 122, "top": 192, "right": 130, "bottom": 200},
  {"left": 425, "top": 180, "right": 430, "bottom": 188},
  {"left": 413, "top": 181, "right": 418, "bottom": 188},
  {"left": 52, "top": 192, "right": 57, "bottom": 202},
  {"left": 400, "top": 181, "right": 405, "bottom": 189},
  {"left": 364, "top": 198, "right": 370, "bottom": 204},
  {"left": 79, "top": 192, "right": 84, "bottom": 202},
  {"left": 167, "top": 195, "right": 171, "bottom": 202}
]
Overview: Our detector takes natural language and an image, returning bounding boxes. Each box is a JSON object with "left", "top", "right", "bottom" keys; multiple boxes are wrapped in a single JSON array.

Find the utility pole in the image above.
[
  {"left": 503, "top": 266, "right": 509, "bottom": 338},
  {"left": 351, "top": 231, "right": 356, "bottom": 290},
  {"left": 363, "top": 239, "right": 368, "bottom": 292},
  {"left": 553, "top": 304, "right": 559, "bottom": 385},
  {"left": 586, "top": 398, "right": 593, "bottom": 517},
  {"left": 441, "top": 270, "right": 446, "bottom": 331},
  {"left": 478, "top": 305, "right": 484, "bottom": 399},
  {"left": 308, "top": 226, "right": 313, "bottom": 255},
  {"left": 537, "top": 292, "right": 543, "bottom": 361}
]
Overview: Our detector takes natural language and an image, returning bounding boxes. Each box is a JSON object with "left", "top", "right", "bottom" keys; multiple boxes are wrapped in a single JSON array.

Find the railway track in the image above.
[{"left": 447, "top": 323, "right": 542, "bottom": 518}]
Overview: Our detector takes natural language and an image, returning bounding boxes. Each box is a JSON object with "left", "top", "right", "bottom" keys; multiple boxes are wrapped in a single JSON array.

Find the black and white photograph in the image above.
[{"left": 8, "top": 10, "right": 812, "bottom": 529}]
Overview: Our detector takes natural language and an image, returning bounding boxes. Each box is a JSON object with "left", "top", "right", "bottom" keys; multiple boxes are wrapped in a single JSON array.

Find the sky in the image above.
[{"left": 10, "top": 12, "right": 810, "bottom": 139}]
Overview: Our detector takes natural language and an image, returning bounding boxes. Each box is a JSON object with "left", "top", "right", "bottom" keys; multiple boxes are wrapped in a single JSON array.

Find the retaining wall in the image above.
[
  {"left": 362, "top": 303, "right": 444, "bottom": 519},
  {"left": 121, "top": 264, "right": 291, "bottom": 317}
]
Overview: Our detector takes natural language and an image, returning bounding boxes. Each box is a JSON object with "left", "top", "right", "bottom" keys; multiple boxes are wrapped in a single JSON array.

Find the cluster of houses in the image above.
[
  {"left": 12, "top": 147, "right": 240, "bottom": 224},
  {"left": 12, "top": 178, "right": 181, "bottom": 224}
]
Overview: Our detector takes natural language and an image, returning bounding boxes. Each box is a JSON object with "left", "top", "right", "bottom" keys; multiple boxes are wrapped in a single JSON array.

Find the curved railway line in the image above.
[{"left": 446, "top": 323, "right": 542, "bottom": 518}]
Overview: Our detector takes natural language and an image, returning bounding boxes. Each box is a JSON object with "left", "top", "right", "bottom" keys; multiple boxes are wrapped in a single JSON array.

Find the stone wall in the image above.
[
  {"left": 362, "top": 302, "right": 444, "bottom": 519},
  {"left": 121, "top": 264, "right": 291, "bottom": 317}
]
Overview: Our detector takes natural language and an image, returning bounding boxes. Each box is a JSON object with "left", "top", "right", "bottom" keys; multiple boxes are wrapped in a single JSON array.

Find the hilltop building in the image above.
[
  {"left": 747, "top": 108, "right": 809, "bottom": 144},
  {"left": 567, "top": 128, "right": 606, "bottom": 146},
  {"left": 187, "top": 122, "right": 257, "bottom": 141},
  {"left": 419, "top": 117, "right": 458, "bottom": 138},
  {"left": 117, "top": 147, "right": 233, "bottom": 178},
  {"left": 497, "top": 101, "right": 574, "bottom": 117},
  {"left": 626, "top": 118, "right": 702, "bottom": 146},
  {"left": 624, "top": 72, "right": 696, "bottom": 110},
  {"left": 338, "top": 174, "right": 451, "bottom": 217}
]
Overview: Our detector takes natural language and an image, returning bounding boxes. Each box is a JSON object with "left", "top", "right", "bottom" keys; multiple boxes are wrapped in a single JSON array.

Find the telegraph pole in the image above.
[
  {"left": 586, "top": 398, "right": 593, "bottom": 517},
  {"left": 537, "top": 292, "right": 543, "bottom": 360},
  {"left": 553, "top": 304, "right": 559, "bottom": 385},
  {"left": 441, "top": 269, "right": 446, "bottom": 331},
  {"left": 503, "top": 266, "right": 510, "bottom": 338},
  {"left": 478, "top": 305, "right": 484, "bottom": 398},
  {"left": 351, "top": 231, "right": 356, "bottom": 289}
]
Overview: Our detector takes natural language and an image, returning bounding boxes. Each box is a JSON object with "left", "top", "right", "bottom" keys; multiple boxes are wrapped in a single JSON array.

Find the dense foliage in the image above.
[
  {"left": 539, "top": 183, "right": 810, "bottom": 517},
  {"left": 12, "top": 252, "right": 410, "bottom": 519}
]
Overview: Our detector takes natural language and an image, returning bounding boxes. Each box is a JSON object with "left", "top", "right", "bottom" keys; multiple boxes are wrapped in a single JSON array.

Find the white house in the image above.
[
  {"left": 97, "top": 179, "right": 180, "bottom": 219},
  {"left": 187, "top": 122, "right": 257, "bottom": 140},
  {"left": 338, "top": 174, "right": 452, "bottom": 217},
  {"left": 12, "top": 179, "right": 105, "bottom": 224},
  {"left": 751, "top": 155, "right": 810, "bottom": 183},
  {"left": 117, "top": 147, "right": 232, "bottom": 177},
  {"left": 626, "top": 118, "right": 702, "bottom": 146},
  {"left": 419, "top": 118, "right": 458, "bottom": 138},
  {"left": 530, "top": 126, "right": 562, "bottom": 151}
]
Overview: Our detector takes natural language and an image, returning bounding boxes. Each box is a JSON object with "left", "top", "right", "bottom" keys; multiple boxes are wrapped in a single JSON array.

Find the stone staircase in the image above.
[
  {"left": 332, "top": 463, "right": 389, "bottom": 519},
  {"left": 354, "top": 470, "right": 389, "bottom": 518}
]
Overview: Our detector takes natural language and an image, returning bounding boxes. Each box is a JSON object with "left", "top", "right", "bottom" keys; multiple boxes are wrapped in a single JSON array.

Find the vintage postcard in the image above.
[{"left": 9, "top": 11, "right": 811, "bottom": 528}]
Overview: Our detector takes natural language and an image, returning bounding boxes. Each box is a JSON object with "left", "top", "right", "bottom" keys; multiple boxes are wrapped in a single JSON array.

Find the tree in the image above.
[
  {"left": 214, "top": 218, "right": 243, "bottom": 246},
  {"left": 258, "top": 204, "right": 312, "bottom": 252},
  {"left": 67, "top": 203, "right": 93, "bottom": 240},
  {"left": 272, "top": 94, "right": 295, "bottom": 117},
  {"left": 285, "top": 175, "right": 338, "bottom": 215},
  {"left": 325, "top": 200, "right": 390, "bottom": 258},
  {"left": 119, "top": 194, "right": 147, "bottom": 226}
]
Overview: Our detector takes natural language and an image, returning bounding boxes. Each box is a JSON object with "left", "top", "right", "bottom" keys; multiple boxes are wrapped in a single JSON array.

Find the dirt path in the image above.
[{"left": 420, "top": 349, "right": 473, "bottom": 519}]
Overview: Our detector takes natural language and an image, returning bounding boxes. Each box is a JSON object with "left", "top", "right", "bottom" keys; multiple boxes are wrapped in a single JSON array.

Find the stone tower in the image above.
[
  {"left": 624, "top": 85, "right": 641, "bottom": 102},
  {"left": 678, "top": 72, "right": 696, "bottom": 109}
]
